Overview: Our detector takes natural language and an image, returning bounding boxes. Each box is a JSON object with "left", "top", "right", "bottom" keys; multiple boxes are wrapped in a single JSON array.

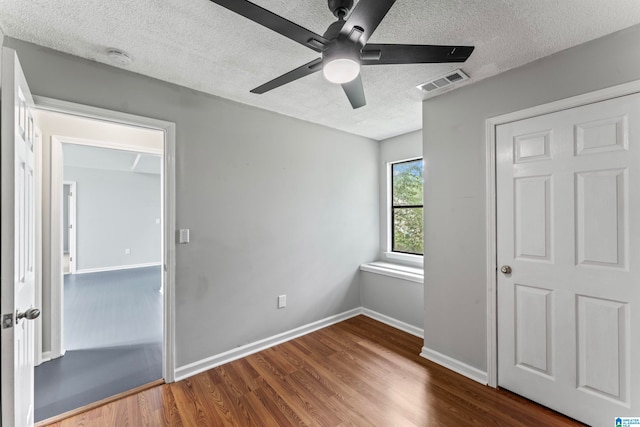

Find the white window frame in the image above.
[{"left": 383, "top": 156, "right": 424, "bottom": 267}]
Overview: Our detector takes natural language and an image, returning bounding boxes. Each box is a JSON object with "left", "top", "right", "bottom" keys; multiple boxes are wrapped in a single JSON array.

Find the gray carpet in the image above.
[{"left": 34, "top": 266, "right": 162, "bottom": 422}]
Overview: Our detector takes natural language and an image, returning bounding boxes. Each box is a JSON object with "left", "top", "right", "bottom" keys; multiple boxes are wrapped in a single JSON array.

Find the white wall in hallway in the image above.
[{"left": 64, "top": 165, "right": 161, "bottom": 272}]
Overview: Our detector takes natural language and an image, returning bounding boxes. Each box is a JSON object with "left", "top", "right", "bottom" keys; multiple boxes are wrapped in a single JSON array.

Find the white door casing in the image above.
[
  {"left": 496, "top": 93, "right": 640, "bottom": 426},
  {"left": 1, "top": 47, "right": 39, "bottom": 427},
  {"left": 35, "top": 96, "right": 177, "bottom": 383},
  {"left": 63, "top": 181, "right": 77, "bottom": 274}
]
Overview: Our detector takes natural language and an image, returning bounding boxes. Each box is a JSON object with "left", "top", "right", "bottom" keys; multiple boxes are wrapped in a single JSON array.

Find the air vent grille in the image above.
[{"left": 416, "top": 69, "right": 469, "bottom": 93}]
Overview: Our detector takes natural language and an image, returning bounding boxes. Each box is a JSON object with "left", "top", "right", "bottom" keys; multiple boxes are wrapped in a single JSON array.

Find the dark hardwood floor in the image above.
[{"left": 44, "top": 315, "right": 585, "bottom": 426}]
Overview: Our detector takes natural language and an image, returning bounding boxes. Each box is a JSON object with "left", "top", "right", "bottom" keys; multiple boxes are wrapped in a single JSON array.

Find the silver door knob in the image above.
[
  {"left": 500, "top": 265, "right": 512, "bottom": 274},
  {"left": 16, "top": 308, "right": 40, "bottom": 322}
]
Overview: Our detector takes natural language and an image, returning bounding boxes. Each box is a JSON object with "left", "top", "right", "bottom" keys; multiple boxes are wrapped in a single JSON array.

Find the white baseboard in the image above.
[
  {"left": 75, "top": 262, "right": 162, "bottom": 274},
  {"left": 36, "top": 350, "right": 65, "bottom": 366},
  {"left": 361, "top": 308, "right": 424, "bottom": 338},
  {"left": 420, "top": 346, "right": 488, "bottom": 385},
  {"left": 174, "top": 308, "right": 362, "bottom": 381}
]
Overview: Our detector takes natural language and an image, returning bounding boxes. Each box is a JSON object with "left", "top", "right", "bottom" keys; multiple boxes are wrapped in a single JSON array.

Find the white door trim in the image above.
[
  {"left": 49, "top": 137, "right": 65, "bottom": 359},
  {"left": 63, "top": 181, "right": 77, "bottom": 275},
  {"left": 35, "top": 96, "right": 177, "bottom": 383},
  {"left": 34, "top": 130, "right": 44, "bottom": 367},
  {"left": 54, "top": 134, "right": 163, "bottom": 155},
  {"left": 485, "top": 79, "right": 640, "bottom": 388}
]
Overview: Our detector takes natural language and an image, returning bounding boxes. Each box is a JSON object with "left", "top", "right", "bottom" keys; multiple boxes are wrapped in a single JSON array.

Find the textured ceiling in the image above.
[{"left": 2, "top": 0, "right": 640, "bottom": 140}]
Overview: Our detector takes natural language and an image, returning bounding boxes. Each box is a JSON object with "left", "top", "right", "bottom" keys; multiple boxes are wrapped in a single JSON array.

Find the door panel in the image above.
[
  {"left": 576, "top": 295, "right": 628, "bottom": 403},
  {"left": 575, "top": 169, "right": 626, "bottom": 268},
  {"left": 1, "top": 47, "right": 38, "bottom": 427},
  {"left": 514, "top": 175, "right": 552, "bottom": 260},
  {"left": 514, "top": 284, "right": 553, "bottom": 378},
  {"left": 497, "top": 92, "right": 640, "bottom": 426}
]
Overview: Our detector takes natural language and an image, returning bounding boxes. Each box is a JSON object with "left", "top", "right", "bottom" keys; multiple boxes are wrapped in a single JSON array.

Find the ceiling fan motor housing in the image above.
[
  {"left": 328, "top": 0, "right": 354, "bottom": 18},
  {"left": 323, "top": 39, "right": 361, "bottom": 64}
]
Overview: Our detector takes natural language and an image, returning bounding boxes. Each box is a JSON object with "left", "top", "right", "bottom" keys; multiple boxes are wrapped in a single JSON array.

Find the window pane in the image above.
[
  {"left": 392, "top": 160, "right": 423, "bottom": 206},
  {"left": 393, "top": 207, "right": 423, "bottom": 254}
]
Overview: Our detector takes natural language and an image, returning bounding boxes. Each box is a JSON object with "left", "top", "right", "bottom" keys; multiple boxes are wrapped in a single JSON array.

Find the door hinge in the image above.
[{"left": 2, "top": 313, "right": 14, "bottom": 329}]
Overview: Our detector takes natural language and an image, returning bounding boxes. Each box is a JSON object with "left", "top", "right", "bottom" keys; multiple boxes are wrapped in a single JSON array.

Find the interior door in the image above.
[
  {"left": 496, "top": 92, "right": 640, "bottom": 426},
  {"left": 1, "top": 47, "right": 40, "bottom": 427}
]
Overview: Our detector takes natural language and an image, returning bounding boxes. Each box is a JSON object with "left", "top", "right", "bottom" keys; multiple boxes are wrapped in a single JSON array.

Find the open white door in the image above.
[
  {"left": 1, "top": 47, "right": 40, "bottom": 427},
  {"left": 496, "top": 92, "right": 640, "bottom": 426}
]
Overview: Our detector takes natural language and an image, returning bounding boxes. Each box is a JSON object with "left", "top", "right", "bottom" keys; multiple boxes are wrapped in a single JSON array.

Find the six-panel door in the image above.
[{"left": 497, "top": 93, "right": 640, "bottom": 426}]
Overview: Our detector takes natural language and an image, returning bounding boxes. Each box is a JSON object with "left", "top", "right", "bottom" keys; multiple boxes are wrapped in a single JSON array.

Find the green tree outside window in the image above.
[{"left": 392, "top": 159, "right": 423, "bottom": 255}]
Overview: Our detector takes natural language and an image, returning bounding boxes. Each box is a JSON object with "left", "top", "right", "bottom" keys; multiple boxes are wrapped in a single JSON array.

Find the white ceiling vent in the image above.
[{"left": 416, "top": 69, "right": 469, "bottom": 93}]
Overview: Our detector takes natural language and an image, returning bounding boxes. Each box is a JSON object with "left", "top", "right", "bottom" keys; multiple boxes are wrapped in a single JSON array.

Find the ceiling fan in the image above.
[{"left": 209, "top": 0, "right": 475, "bottom": 109}]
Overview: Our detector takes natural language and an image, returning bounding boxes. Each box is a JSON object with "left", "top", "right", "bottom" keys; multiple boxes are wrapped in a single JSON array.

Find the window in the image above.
[{"left": 391, "top": 158, "right": 423, "bottom": 255}]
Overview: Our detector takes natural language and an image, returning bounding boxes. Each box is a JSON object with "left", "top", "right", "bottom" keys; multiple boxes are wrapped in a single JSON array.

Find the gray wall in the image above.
[
  {"left": 5, "top": 38, "right": 379, "bottom": 367},
  {"left": 64, "top": 166, "right": 161, "bottom": 271},
  {"left": 0, "top": 29, "right": 4, "bottom": 80},
  {"left": 360, "top": 130, "right": 424, "bottom": 330},
  {"left": 422, "top": 24, "right": 640, "bottom": 372},
  {"left": 360, "top": 271, "right": 423, "bottom": 328}
]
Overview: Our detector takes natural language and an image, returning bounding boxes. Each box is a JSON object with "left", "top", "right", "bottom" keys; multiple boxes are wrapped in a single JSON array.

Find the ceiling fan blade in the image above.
[
  {"left": 251, "top": 58, "right": 323, "bottom": 94},
  {"left": 209, "top": 0, "right": 330, "bottom": 52},
  {"left": 361, "top": 44, "right": 475, "bottom": 65},
  {"left": 339, "top": 0, "right": 396, "bottom": 45},
  {"left": 341, "top": 75, "right": 366, "bottom": 109}
]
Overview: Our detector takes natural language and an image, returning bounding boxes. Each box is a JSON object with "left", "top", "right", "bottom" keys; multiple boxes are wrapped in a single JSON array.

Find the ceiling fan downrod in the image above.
[{"left": 328, "top": 0, "right": 354, "bottom": 19}]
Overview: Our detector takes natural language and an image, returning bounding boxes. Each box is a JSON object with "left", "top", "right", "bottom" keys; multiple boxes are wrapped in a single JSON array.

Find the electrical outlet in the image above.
[
  {"left": 125, "top": 248, "right": 131, "bottom": 255},
  {"left": 278, "top": 294, "right": 286, "bottom": 309}
]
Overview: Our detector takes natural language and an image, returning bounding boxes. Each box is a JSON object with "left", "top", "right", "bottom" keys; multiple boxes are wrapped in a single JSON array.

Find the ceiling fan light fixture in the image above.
[{"left": 323, "top": 58, "right": 360, "bottom": 84}]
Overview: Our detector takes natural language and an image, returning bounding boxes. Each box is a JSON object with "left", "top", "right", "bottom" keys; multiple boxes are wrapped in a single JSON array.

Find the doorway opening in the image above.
[{"left": 32, "top": 101, "right": 175, "bottom": 423}]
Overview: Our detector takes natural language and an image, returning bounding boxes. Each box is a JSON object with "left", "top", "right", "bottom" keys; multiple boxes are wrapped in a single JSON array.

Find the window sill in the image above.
[
  {"left": 383, "top": 251, "right": 423, "bottom": 267},
  {"left": 360, "top": 262, "right": 424, "bottom": 284}
]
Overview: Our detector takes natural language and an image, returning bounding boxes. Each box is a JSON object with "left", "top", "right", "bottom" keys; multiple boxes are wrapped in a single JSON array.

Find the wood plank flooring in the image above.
[{"left": 44, "top": 316, "right": 586, "bottom": 426}]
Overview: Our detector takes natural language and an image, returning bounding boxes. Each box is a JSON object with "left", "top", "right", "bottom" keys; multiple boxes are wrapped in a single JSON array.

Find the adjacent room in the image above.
[
  {"left": 31, "top": 110, "right": 166, "bottom": 421},
  {"left": 1, "top": 1, "right": 640, "bottom": 426}
]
